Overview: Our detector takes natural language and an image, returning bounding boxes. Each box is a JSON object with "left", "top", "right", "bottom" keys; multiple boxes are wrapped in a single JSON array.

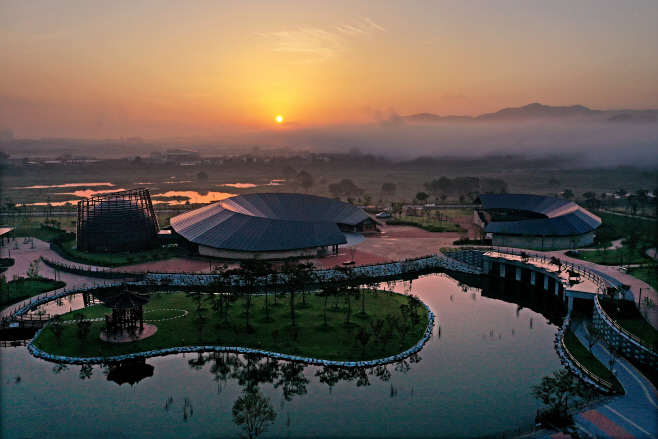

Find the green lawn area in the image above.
[
  {"left": 12, "top": 224, "right": 67, "bottom": 242},
  {"left": 572, "top": 247, "right": 650, "bottom": 265},
  {"left": 569, "top": 212, "right": 657, "bottom": 264},
  {"left": 34, "top": 290, "right": 429, "bottom": 362},
  {"left": 627, "top": 266, "right": 658, "bottom": 291},
  {"left": 0, "top": 278, "right": 66, "bottom": 309},
  {"left": 57, "top": 239, "right": 184, "bottom": 267},
  {"left": 387, "top": 215, "right": 467, "bottom": 233},
  {"left": 599, "top": 298, "right": 658, "bottom": 348},
  {"left": 563, "top": 330, "right": 624, "bottom": 394}
]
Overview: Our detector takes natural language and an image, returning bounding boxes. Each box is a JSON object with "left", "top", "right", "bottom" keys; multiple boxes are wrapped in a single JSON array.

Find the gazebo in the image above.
[{"left": 102, "top": 288, "right": 150, "bottom": 339}]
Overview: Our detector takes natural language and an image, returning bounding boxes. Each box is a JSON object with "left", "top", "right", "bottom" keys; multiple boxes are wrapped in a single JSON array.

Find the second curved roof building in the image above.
[
  {"left": 474, "top": 194, "right": 601, "bottom": 250},
  {"left": 169, "top": 193, "right": 380, "bottom": 259}
]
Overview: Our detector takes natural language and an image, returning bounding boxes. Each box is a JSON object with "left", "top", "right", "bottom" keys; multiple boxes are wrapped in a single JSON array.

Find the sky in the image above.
[{"left": 1, "top": 0, "right": 658, "bottom": 139}]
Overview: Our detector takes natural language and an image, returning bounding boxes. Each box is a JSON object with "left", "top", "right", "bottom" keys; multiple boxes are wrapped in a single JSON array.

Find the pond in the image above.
[
  {"left": 14, "top": 183, "right": 115, "bottom": 189},
  {"left": 151, "top": 191, "right": 236, "bottom": 205},
  {"left": 0, "top": 274, "right": 563, "bottom": 438}
]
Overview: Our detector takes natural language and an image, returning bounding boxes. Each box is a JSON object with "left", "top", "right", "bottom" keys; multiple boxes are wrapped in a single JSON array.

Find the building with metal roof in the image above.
[
  {"left": 169, "top": 193, "right": 380, "bottom": 259},
  {"left": 473, "top": 194, "right": 601, "bottom": 250}
]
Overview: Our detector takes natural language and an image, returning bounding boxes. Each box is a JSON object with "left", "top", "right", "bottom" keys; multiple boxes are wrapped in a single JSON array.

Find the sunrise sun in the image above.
[{"left": 276, "top": 116, "right": 283, "bottom": 123}]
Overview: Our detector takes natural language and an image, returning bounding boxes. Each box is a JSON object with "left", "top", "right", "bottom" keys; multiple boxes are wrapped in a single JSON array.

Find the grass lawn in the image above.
[
  {"left": 387, "top": 215, "right": 467, "bottom": 233},
  {"left": 599, "top": 298, "right": 658, "bottom": 348},
  {"left": 571, "top": 247, "right": 651, "bottom": 265},
  {"left": 627, "top": 266, "right": 658, "bottom": 291},
  {"left": 34, "top": 290, "right": 429, "bottom": 362},
  {"left": 563, "top": 330, "right": 624, "bottom": 394},
  {"left": 0, "top": 278, "right": 66, "bottom": 309},
  {"left": 57, "top": 239, "right": 184, "bottom": 267},
  {"left": 12, "top": 224, "right": 67, "bottom": 242}
]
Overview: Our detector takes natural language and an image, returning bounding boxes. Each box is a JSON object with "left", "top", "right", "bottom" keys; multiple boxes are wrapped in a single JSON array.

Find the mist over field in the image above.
[{"left": 248, "top": 120, "right": 658, "bottom": 168}]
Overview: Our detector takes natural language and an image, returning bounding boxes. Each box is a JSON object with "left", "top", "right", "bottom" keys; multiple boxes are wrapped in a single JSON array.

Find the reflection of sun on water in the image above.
[{"left": 276, "top": 116, "right": 283, "bottom": 123}]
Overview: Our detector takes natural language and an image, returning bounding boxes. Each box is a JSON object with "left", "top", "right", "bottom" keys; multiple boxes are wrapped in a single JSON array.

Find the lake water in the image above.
[
  {"left": 14, "top": 183, "right": 115, "bottom": 189},
  {"left": 0, "top": 274, "right": 563, "bottom": 438},
  {"left": 151, "top": 191, "right": 236, "bottom": 204}
]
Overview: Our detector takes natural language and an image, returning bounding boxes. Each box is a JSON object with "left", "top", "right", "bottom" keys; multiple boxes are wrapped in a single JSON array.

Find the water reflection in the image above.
[
  {"left": 151, "top": 191, "right": 235, "bottom": 204},
  {"left": 15, "top": 183, "right": 114, "bottom": 189},
  {"left": 4, "top": 273, "right": 565, "bottom": 438},
  {"left": 61, "top": 189, "right": 128, "bottom": 198},
  {"left": 232, "top": 389, "right": 276, "bottom": 438},
  {"left": 106, "top": 358, "right": 154, "bottom": 386}
]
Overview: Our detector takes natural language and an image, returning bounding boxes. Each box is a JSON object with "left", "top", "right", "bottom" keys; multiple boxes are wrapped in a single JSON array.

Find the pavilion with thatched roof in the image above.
[{"left": 102, "top": 288, "right": 150, "bottom": 339}]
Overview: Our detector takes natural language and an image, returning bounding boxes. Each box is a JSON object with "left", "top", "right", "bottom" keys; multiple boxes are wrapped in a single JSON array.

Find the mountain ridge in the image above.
[{"left": 403, "top": 103, "right": 657, "bottom": 123}]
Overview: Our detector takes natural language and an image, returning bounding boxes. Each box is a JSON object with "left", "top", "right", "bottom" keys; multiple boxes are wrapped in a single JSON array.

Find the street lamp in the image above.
[{"left": 638, "top": 287, "right": 646, "bottom": 306}]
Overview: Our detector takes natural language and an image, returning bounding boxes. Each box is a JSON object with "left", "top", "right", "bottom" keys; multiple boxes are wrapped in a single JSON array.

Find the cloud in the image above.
[
  {"left": 258, "top": 17, "right": 384, "bottom": 64},
  {"left": 250, "top": 120, "right": 658, "bottom": 168},
  {"left": 335, "top": 17, "right": 385, "bottom": 36}
]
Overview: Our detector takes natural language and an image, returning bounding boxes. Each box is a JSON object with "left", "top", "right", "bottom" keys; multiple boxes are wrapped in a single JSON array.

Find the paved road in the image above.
[
  {"left": 570, "top": 323, "right": 658, "bottom": 439},
  {"left": 0, "top": 238, "right": 119, "bottom": 319}
]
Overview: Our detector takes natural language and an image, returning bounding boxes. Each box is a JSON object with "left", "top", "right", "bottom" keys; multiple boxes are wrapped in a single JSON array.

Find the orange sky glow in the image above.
[{"left": 1, "top": 1, "right": 657, "bottom": 138}]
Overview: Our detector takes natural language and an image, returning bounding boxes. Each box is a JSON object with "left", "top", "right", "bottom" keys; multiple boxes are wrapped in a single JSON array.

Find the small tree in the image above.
[
  {"left": 186, "top": 289, "right": 206, "bottom": 320},
  {"left": 391, "top": 201, "right": 404, "bottom": 218},
  {"left": 297, "top": 171, "right": 314, "bottom": 192},
  {"left": 584, "top": 322, "right": 603, "bottom": 354},
  {"left": 532, "top": 369, "right": 586, "bottom": 421},
  {"left": 415, "top": 192, "right": 429, "bottom": 203},
  {"left": 317, "top": 284, "right": 338, "bottom": 326},
  {"left": 348, "top": 245, "right": 358, "bottom": 264},
  {"left": 49, "top": 314, "right": 65, "bottom": 346},
  {"left": 26, "top": 259, "right": 40, "bottom": 280},
  {"left": 75, "top": 313, "right": 91, "bottom": 352},
  {"left": 356, "top": 327, "right": 371, "bottom": 355},
  {"left": 196, "top": 171, "right": 208, "bottom": 182}
]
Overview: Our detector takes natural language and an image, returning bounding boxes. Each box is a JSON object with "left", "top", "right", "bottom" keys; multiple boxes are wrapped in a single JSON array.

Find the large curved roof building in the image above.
[
  {"left": 474, "top": 194, "right": 601, "bottom": 250},
  {"left": 170, "top": 193, "right": 379, "bottom": 259}
]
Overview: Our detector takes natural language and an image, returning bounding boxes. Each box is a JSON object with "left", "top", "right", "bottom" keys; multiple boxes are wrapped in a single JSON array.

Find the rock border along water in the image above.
[{"left": 24, "top": 282, "right": 435, "bottom": 367}]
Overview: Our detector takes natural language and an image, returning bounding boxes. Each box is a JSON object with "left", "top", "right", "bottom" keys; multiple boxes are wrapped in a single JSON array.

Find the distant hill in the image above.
[{"left": 403, "top": 103, "right": 658, "bottom": 123}]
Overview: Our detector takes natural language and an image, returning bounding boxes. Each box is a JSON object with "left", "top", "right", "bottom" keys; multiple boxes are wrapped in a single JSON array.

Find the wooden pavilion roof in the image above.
[{"left": 102, "top": 289, "right": 150, "bottom": 309}]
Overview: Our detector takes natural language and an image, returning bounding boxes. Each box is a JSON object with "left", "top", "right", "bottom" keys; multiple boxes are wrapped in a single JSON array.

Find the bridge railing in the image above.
[
  {"left": 595, "top": 294, "right": 656, "bottom": 354},
  {"left": 482, "top": 247, "right": 606, "bottom": 294},
  {"left": 560, "top": 332, "right": 616, "bottom": 392}
]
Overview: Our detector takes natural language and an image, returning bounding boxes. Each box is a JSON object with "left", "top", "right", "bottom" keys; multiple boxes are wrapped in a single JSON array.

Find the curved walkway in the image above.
[{"left": 570, "top": 323, "right": 658, "bottom": 439}]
